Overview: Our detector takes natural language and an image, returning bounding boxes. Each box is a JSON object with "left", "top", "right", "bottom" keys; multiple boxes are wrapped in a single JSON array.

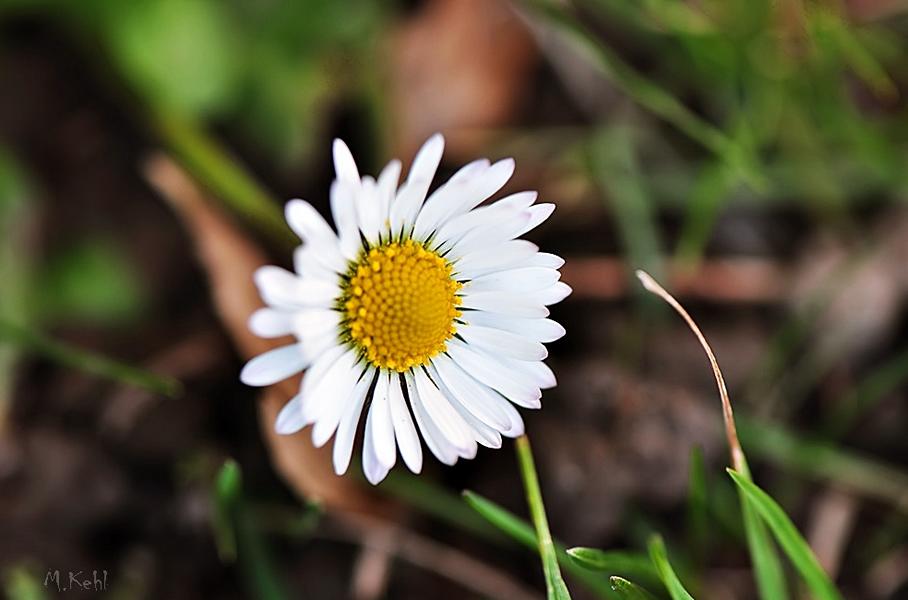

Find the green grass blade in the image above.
[
  {"left": 609, "top": 577, "right": 659, "bottom": 600},
  {"left": 0, "top": 318, "right": 182, "bottom": 398},
  {"left": 515, "top": 436, "right": 572, "bottom": 600},
  {"left": 727, "top": 470, "right": 844, "bottom": 600},
  {"left": 211, "top": 460, "right": 288, "bottom": 600},
  {"left": 566, "top": 547, "right": 660, "bottom": 585},
  {"left": 647, "top": 535, "right": 695, "bottom": 600},
  {"left": 740, "top": 492, "right": 789, "bottom": 600},
  {"left": 462, "top": 491, "right": 614, "bottom": 598}
]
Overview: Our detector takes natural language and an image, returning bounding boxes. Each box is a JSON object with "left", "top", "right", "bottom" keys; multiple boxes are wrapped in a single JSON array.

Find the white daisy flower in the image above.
[{"left": 240, "top": 134, "right": 570, "bottom": 484}]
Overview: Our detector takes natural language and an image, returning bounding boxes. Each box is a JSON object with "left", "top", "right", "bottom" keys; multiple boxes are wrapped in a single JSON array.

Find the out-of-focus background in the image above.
[{"left": 1, "top": 0, "right": 908, "bottom": 598}]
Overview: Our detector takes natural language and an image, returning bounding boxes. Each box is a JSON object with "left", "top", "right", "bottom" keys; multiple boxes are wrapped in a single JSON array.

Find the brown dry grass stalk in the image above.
[{"left": 636, "top": 270, "right": 746, "bottom": 472}]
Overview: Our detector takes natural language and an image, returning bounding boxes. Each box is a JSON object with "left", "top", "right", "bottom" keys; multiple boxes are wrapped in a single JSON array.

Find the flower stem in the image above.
[
  {"left": 515, "top": 435, "right": 571, "bottom": 599},
  {"left": 0, "top": 318, "right": 182, "bottom": 398}
]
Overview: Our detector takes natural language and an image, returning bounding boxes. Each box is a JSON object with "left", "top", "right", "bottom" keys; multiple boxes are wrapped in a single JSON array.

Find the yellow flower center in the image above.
[{"left": 341, "top": 239, "right": 462, "bottom": 372}]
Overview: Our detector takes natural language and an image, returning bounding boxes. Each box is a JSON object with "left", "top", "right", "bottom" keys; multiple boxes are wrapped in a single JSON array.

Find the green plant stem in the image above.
[
  {"left": 515, "top": 435, "right": 572, "bottom": 599},
  {"left": 0, "top": 318, "right": 182, "bottom": 398},
  {"left": 150, "top": 108, "right": 295, "bottom": 249}
]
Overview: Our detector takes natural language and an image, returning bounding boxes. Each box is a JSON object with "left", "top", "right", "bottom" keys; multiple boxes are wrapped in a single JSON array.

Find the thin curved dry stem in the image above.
[{"left": 636, "top": 270, "right": 746, "bottom": 472}]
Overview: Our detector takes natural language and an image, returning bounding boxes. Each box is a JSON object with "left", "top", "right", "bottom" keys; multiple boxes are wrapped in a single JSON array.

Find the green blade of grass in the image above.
[
  {"left": 462, "top": 490, "right": 615, "bottom": 598},
  {"left": 609, "top": 576, "right": 659, "bottom": 600},
  {"left": 727, "top": 470, "right": 844, "bottom": 600},
  {"left": 522, "top": 0, "right": 764, "bottom": 189},
  {"left": 211, "top": 460, "right": 288, "bottom": 600},
  {"left": 515, "top": 435, "right": 572, "bottom": 600},
  {"left": 647, "top": 535, "right": 695, "bottom": 600},
  {"left": 566, "top": 547, "right": 660, "bottom": 585},
  {"left": 0, "top": 318, "right": 182, "bottom": 398}
]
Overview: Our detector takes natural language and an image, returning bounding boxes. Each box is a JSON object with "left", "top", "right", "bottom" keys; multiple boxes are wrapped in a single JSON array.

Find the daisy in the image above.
[{"left": 240, "top": 134, "right": 569, "bottom": 484}]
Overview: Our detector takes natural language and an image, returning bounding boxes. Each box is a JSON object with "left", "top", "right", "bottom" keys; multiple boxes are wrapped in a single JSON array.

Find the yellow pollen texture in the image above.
[{"left": 341, "top": 240, "right": 461, "bottom": 372}]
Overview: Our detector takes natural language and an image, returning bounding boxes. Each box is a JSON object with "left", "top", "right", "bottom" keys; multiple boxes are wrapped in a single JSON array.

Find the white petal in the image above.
[
  {"left": 368, "top": 371, "right": 397, "bottom": 469},
  {"left": 515, "top": 203, "right": 555, "bottom": 238},
  {"left": 404, "top": 372, "right": 459, "bottom": 465},
  {"left": 445, "top": 211, "right": 532, "bottom": 258},
  {"left": 297, "top": 344, "right": 346, "bottom": 419},
  {"left": 461, "top": 312, "right": 566, "bottom": 343},
  {"left": 356, "top": 176, "right": 384, "bottom": 245},
  {"left": 459, "top": 324, "right": 547, "bottom": 361},
  {"left": 240, "top": 344, "right": 308, "bottom": 386},
  {"left": 248, "top": 308, "right": 294, "bottom": 338},
  {"left": 311, "top": 363, "right": 364, "bottom": 448},
  {"left": 388, "top": 373, "right": 422, "bottom": 473},
  {"left": 255, "top": 266, "right": 339, "bottom": 308},
  {"left": 525, "top": 281, "right": 573, "bottom": 306},
  {"left": 433, "top": 192, "right": 531, "bottom": 249},
  {"left": 499, "top": 356, "right": 557, "bottom": 389},
  {"left": 465, "top": 267, "right": 561, "bottom": 294},
  {"left": 413, "top": 176, "right": 477, "bottom": 240},
  {"left": 333, "top": 368, "right": 374, "bottom": 475},
  {"left": 432, "top": 353, "right": 510, "bottom": 430},
  {"left": 330, "top": 180, "right": 361, "bottom": 261},
  {"left": 436, "top": 357, "right": 525, "bottom": 437},
  {"left": 429, "top": 364, "right": 502, "bottom": 448},
  {"left": 459, "top": 290, "right": 550, "bottom": 318},
  {"left": 446, "top": 339, "right": 541, "bottom": 408},
  {"left": 274, "top": 394, "right": 305, "bottom": 434},
  {"left": 333, "top": 138, "right": 360, "bottom": 184},
  {"left": 362, "top": 405, "right": 392, "bottom": 485},
  {"left": 291, "top": 309, "right": 340, "bottom": 339},
  {"left": 413, "top": 368, "right": 476, "bottom": 457},
  {"left": 407, "top": 134, "right": 445, "bottom": 192},
  {"left": 377, "top": 159, "right": 402, "bottom": 230},
  {"left": 454, "top": 240, "right": 538, "bottom": 279},
  {"left": 523, "top": 252, "right": 565, "bottom": 269},
  {"left": 286, "top": 199, "right": 337, "bottom": 246},
  {"left": 293, "top": 244, "right": 344, "bottom": 280}
]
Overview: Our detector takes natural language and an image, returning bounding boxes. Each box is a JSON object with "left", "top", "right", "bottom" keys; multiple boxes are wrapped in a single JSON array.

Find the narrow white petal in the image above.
[
  {"left": 413, "top": 368, "right": 476, "bottom": 457},
  {"left": 301, "top": 348, "right": 357, "bottom": 425},
  {"left": 404, "top": 372, "right": 458, "bottom": 465},
  {"left": 438, "top": 360, "right": 526, "bottom": 437},
  {"left": 311, "top": 364, "right": 364, "bottom": 448},
  {"left": 333, "top": 368, "right": 374, "bottom": 475},
  {"left": 445, "top": 211, "right": 532, "bottom": 258},
  {"left": 333, "top": 138, "right": 360, "bottom": 184},
  {"left": 461, "top": 312, "right": 566, "bottom": 343},
  {"left": 458, "top": 324, "right": 548, "bottom": 361},
  {"left": 368, "top": 371, "right": 396, "bottom": 469},
  {"left": 240, "top": 344, "right": 308, "bottom": 386},
  {"left": 454, "top": 240, "right": 539, "bottom": 279},
  {"left": 413, "top": 176, "right": 476, "bottom": 240},
  {"left": 459, "top": 290, "right": 550, "bottom": 318},
  {"left": 296, "top": 344, "right": 345, "bottom": 415},
  {"left": 377, "top": 159, "right": 402, "bottom": 230},
  {"left": 432, "top": 353, "right": 510, "bottom": 430},
  {"left": 523, "top": 252, "right": 565, "bottom": 269},
  {"left": 291, "top": 309, "right": 340, "bottom": 339},
  {"left": 362, "top": 405, "right": 391, "bottom": 485},
  {"left": 356, "top": 176, "right": 383, "bottom": 245},
  {"left": 465, "top": 267, "right": 560, "bottom": 294},
  {"left": 274, "top": 394, "right": 305, "bottom": 434},
  {"left": 512, "top": 203, "right": 555, "bottom": 239},
  {"left": 407, "top": 133, "right": 445, "bottom": 192},
  {"left": 388, "top": 373, "right": 422, "bottom": 473},
  {"left": 285, "top": 199, "right": 338, "bottom": 245},
  {"left": 255, "top": 266, "right": 339, "bottom": 308},
  {"left": 330, "top": 180, "right": 361, "bottom": 261},
  {"left": 526, "top": 281, "right": 573, "bottom": 306},
  {"left": 429, "top": 364, "right": 502, "bottom": 449},
  {"left": 248, "top": 308, "right": 294, "bottom": 338},
  {"left": 293, "top": 244, "right": 344, "bottom": 280},
  {"left": 446, "top": 339, "right": 541, "bottom": 408},
  {"left": 433, "top": 195, "right": 527, "bottom": 249},
  {"left": 499, "top": 356, "right": 557, "bottom": 389}
]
